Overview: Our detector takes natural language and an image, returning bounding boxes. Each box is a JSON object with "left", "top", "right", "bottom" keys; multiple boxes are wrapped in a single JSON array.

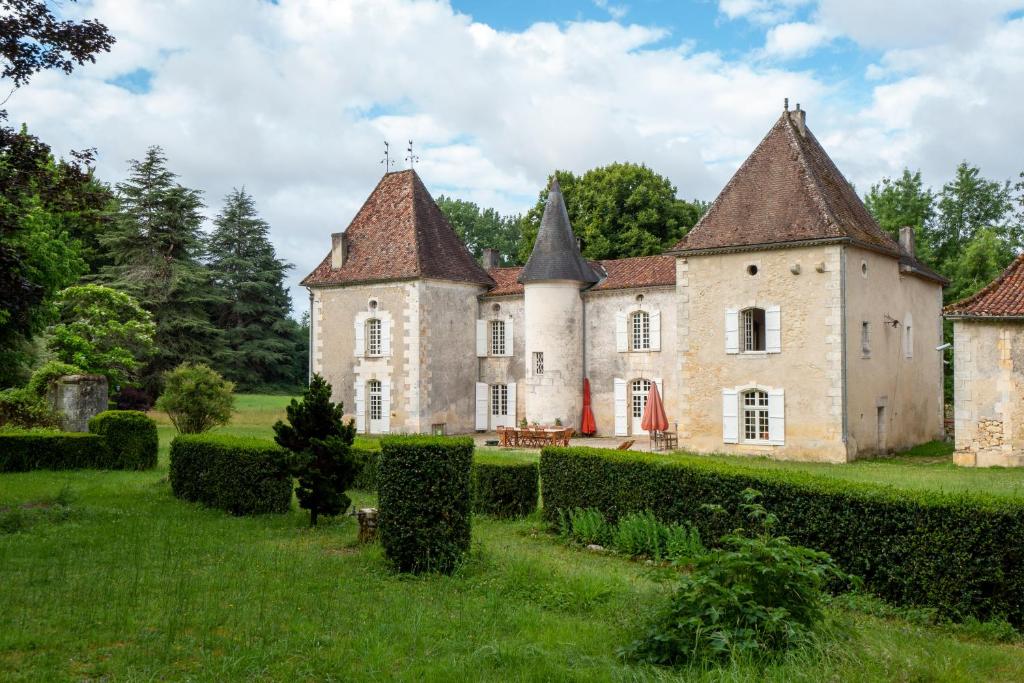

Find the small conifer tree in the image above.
[{"left": 273, "top": 374, "right": 357, "bottom": 527}]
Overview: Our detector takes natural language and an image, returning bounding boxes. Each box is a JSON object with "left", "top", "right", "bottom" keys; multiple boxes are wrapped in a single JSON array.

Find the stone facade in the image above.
[{"left": 47, "top": 374, "right": 108, "bottom": 432}]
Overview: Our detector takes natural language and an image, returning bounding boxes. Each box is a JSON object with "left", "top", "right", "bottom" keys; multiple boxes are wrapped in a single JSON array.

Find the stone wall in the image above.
[{"left": 47, "top": 374, "right": 108, "bottom": 432}]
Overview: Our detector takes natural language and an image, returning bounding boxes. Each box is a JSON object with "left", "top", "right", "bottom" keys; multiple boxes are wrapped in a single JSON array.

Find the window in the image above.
[
  {"left": 741, "top": 308, "right": 766, "bottom": 352},
  {"left": 490, "top": 319, "right": 506, "bottom": 356},
  {"left": 631, "top": 379, "right": 651, "bottom": 419},
  {"left": 861, "top": 321, "right": 871, "bottom": 357},
  {"left": 742, "top": 389, "right": 769, "bottom": 442},
  {"left": 904, "top": 323, "right": 913, "bottom": 358},
  {"left": 490, "top": 384, "right": 508, "bottom": 417},
  {"left": 534, "top": 352, "right": 544, "bottom": 375},
  {"left": 368, "top": 380, "right": 382, "bottom": 420},
  {"left": 631, "top": 310, "right": 650, "bottom": 351},
  {"left": 366, "top": 318, "right": 382, "bottom": 356}
]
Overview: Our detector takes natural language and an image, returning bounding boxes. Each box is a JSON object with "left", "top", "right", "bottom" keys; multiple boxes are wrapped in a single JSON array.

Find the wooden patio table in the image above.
[{"left": 498, "top": 427, "right": 573, "bottom": 448}]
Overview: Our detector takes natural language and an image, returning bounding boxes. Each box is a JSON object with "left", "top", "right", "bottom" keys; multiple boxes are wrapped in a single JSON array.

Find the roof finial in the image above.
[
  {"left": 405, "top": 139, "right": 419, "bottom": 170},
  {"left": 380, "top": 140, "right": 394, "bottom": 174},
  {"left": 550, "top": 175, "right": 561, "bottom": 192},
  {"left": 784, "top": 97, "right": 789, "bottom": 111}
]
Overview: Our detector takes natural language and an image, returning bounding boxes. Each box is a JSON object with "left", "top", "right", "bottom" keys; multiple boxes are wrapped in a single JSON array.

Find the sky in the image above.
[{"left": 7, "top": 0, "right": 1024, "bottom": 313}]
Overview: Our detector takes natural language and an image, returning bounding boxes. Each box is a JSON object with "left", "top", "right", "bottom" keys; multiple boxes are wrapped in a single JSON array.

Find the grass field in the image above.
[{"left": 2, "top": 395, "right": 1024, "bottom": 680}]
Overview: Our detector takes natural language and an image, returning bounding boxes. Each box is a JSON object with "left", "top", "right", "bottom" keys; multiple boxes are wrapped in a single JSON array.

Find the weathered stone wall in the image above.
[
  {"left": 523, "top": 281, "right": 585, "bottom": 427},
  {"left": 952, "top": 320, "right": 1024, "bottom": 467},
  {"left": 477, "top": 296, "right": 526, "bottom": 424},
  {"left": 47, "top": 374, "right": 108, "bottom": 432}
]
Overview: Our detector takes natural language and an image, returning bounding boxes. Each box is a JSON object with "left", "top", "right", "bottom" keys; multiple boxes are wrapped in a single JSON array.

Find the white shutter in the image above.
[
  {"left": 615, "top": 311, "right": 628, "bottom": 352},
  {"left": 475, "top": 382, "right": 488, "bottom": 431},
  {"left": 725, "top": 309, "right": 739, "bottom": 354},
  {"left": 504, "top": 316, "right": 514, "bottom": 357},
  {"left": 768, "top": 388, "right": 785, "bottom": 445},
  {"left": 476, "top": 320, "right": 487, "bottom": 357},
  {"left": 766, "top": 305, "right": 781, "bottom": 353},
  {"left": 381, "top": 317, "right": 392, "bottom": 356},
  {"left": 354, "top": 317, "right": 365, "bottom": 357},
  {"left": 506, "top": 382, "right": 517, "bottom": 426},
  {"left": 650, "top": 309, "right": 661, "bottom": 351},
  {"left": 380, "top": 380, "right": 391, "bottom": 433},
  {"left": 354, "top": 381, "right": 366, "bottom": 433},
  {"left": 722, "top": 388, "right": 738, "bottom": 443},
  {"left": 614, "top": 378, "right": 627, "bottom": 436}
]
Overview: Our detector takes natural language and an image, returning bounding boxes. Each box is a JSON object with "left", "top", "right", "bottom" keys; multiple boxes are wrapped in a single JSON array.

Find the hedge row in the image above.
[
  {"left": 540, "top": 446, "right": 1024, "bottom": 625},
  {"left": 169, "top": 434, "right": 293, "bottom": 515},
  {"left": 472, "top": 456, "right": 539, "bottom": 518},
  {"left": 87, "top": 411, "right": 158, "bottom": 470},
  {"left": 378, "top": 436, "right": 473, "bottom": 573},
  {"left": 0, "top": 432, "right": 111, "bottom": 472},
  {"left": 351, "top": 446, "right": 380, "bottom": 491}
]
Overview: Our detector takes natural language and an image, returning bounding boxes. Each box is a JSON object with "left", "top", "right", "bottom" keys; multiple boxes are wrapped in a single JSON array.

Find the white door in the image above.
[
  {"left": 368, "top": 380, "right": 386, "bottom": 434},
  {"left": 630, "top": 379, "right": 651, "bottom": 435},
  {"left": 489, "top": 384, "right": 509, "bottom": 430}
]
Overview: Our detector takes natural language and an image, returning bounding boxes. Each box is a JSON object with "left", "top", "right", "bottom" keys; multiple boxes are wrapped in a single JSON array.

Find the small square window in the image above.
[{"left": 533, "top": 352, "right": 544, "bottom": 375}]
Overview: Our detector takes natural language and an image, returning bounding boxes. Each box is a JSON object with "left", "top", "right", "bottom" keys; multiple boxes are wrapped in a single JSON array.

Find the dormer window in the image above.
[
  {"left": 741, "top": 308, "right": 766, "bottom": 352},
  {"left": 366, "top": 318, "right": 382, "bottom": 356}
]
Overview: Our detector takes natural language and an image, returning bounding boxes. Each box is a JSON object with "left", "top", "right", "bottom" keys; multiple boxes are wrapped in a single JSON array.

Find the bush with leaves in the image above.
[
  {"left": 623, "top": 490, "right": 856, "bottom": 666},
  {"left": 155, "top": 363, "right": 234, "bottom": 434},
  {"left": 26, "top": 360, "right": 82, "bottom": 396},
  {"left": 273, "top": 374, "right": 356, "bottom": 527},
  {"left": 0, "top": 388, "right": 62, "bottom": 429}
]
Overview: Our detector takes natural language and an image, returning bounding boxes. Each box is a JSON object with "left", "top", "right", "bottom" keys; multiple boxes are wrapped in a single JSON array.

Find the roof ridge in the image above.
[
  {"left": 782, "top": 113, "right": 844, "bottom": 238},
  {"left": 946, "top": 252, "right": 1024, "bottom": 314},
  {"left": 408, "top": 170, "right": 426, "bottom": 279}
]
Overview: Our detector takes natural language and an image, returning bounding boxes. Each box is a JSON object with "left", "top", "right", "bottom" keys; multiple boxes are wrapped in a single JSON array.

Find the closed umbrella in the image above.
[
  {"left": 580, "top": 378, "right": 596, "bottom": 435},
  {"left": 641, "top": 381, "right": 669, "bottom": 433}
]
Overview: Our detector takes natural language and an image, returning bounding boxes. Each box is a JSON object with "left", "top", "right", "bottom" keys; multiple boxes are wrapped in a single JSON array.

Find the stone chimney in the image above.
[
  {"left": 331, "top": 232, "right": 346, "bottom": 269},
  {"left": 899, "top": 226, "right": 915, "bottom": 257},
  {"left": 792, "top": 103, "right": 806, "bottom": 137},
  {"left": 482, "top": 248, "right": 500, "bottom": 270}
]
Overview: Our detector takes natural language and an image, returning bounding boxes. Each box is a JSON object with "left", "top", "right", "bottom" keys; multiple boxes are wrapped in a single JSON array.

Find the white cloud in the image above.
[
  {"left": 763, "top": 21, "right": 834, "bottom": 59},
  {"left": 593, "top": 0, "right": 629, "bottom": 21}
]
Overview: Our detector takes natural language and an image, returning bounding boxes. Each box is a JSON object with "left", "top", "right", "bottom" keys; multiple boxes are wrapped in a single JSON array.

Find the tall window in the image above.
[
  {"left": 904, "top": 324, "right": 913, "bottom": 358},
  {"left": 631, "top": 311, "right": 651, "bottom": 351},
  {"left": 741, "top": 308, "right": 765, "bottom": 352},
  {"left": 742, "top": 389, "right": 769, "bottom": 442},
  {"left": 631, "top": 379, "right": 651, "bottom": 420},
  {"left": 366, "top": 318, "right": 382, "bottom": 356},
  {"left": 490, "top": 384, "right": 508, "bottom": 416},
  {"left": 490, "top": 319, "right": 506, "bottom": 355},
  {"left": 368, "top": 380, "right": 382, "bottom": 420},
  {"left": 534, "top": 352, "right": 544, "bottom": 375},
  {"left": 861, "top": 321, "right": 871, "bottom": 358}
]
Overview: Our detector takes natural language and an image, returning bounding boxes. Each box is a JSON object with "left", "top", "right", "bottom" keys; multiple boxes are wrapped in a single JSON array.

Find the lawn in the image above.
[{"left": 2, "top": 395, "right": 1024, "bottom": 680}]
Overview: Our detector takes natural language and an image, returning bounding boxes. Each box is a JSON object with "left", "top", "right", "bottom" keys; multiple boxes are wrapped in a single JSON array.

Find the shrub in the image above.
[
  {"left": 0, "top": 388, "right": 62, "bottom": 429},
  {"left": 0, "top": 431, "right": 111, "bottom": 471},
  {"left": 87, "top": 410, "right": 158, "bottom": 470},
  {"left": 623, "top": 489, "right": 852, "bottom": 665},
  {"left": 540, "top": 446, "right": 1024, "bottom": 624},
  {"left": 351, "top": 445, "right": 380, "bottom": 491},
  {"left": 614, "top": 511, "right": 669, "bottom": 560},
  {"left": 169, "top": 434, "right": 292, "bottom": 515},
  {"left": 471, "top": 456, "right": 538, "bottom": 518},
  {"left": 378, "top": 436, "right": 473, "bottom": 574},
  {"left": 26, "top": 360, "right": 82, "bottom": 396},
  {"left": 557, "top": 507, "right": 612, "bottom": 546},
  {"left": 112, "top": 386, "right": 153, "bottom": 411},
  {"left": 156, "top": 363, "right": 234, "bottom": 434}
]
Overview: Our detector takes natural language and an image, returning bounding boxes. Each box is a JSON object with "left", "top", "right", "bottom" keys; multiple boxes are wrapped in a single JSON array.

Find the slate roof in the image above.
[
  {"left": 302, "top": 169, "right": 494, "bottom": 288},
  {"left": 485, "top": 255, "right": 675, "bottom": 297},
  {"left": 945, "top": 253, "right": 1024, "bottom": 319},
  {"left": 671, "top": 109, "right": 945, "bottom": 284},
  {"left": 518, "top": 179, "right": 599, "bottom": 284}
]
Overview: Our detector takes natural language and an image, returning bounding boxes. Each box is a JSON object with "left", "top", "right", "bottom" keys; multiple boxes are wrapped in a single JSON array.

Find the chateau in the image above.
[{"left": 303, "top": 106, "right": 947, "bottom": 462}]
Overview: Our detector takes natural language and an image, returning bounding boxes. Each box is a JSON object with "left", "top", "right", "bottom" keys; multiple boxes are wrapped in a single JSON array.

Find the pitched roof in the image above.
[
  {"left": 518, "top": 179, "right": 599, "bottom": 284},
  {"left": 673, "top": 109, "right": 904, "bottom": 256},
  {"left": 945, "top": 253, "right": 1024, "bottom": 318},
  {"left": 302, "top": 170, "right": 494, "bottom": 288},
  {"left": 485, "top": 255, "right": 675, "bottom": 297}
]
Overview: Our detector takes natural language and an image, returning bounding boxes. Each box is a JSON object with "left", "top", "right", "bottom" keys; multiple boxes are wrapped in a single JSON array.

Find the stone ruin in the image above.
[{"left": 47, "top": 374, "right": 109, "bottom": 432}]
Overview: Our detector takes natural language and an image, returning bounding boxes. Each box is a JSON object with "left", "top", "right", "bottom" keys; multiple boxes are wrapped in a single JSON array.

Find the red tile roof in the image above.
[
  {"left": 484, "top": 255, "right": 675, "bottom": 297},
  {"left": 945, "top": 253, "right": 1024, "bottom": 318},
  {"left": 302, "top": 170, "right": 494, "bottom": 288}
]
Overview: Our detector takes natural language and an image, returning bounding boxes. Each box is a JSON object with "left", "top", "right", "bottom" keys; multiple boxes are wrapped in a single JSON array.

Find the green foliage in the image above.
[
  {"left": 0, "top": 387, "right": 61, "bottom": 429},
  {"left": 517, "top": 164, "right": 707, "bottom": 262},
  {"left": 350, "top": 445, "right": 380, "bottom": 491},
  {"left": 47, "top": 284, "right": 155, "bottom": 388},
  {"left": 0, "top": 431, "right": 111, "bottom": 471},
  {"left": 864, "top": 168, "right": 936, "bottom": 263},
  {"left": 471, "top": 457, "right": 538, "bottom": 518},
  {"left": 623, "top": 489, "right": 852, "bottom": 665},
  {"left": 540, "top": 446, "right": 1024, "bottom": 624},
  {"left": 155, "top": 362, "right": 235, "bottom": 434},
  {"left": 557, "top": 506, "right": 704, "bottom": 563},
  {"left": 435, "top": 195, "right": 523, "bottom": 265},
  {"left": 87, "top": 410, "right": 157, "bottom": 470},
  {"left": 378, "top": 436, "right": 474, "bottom": 574},
  {"left": 26, "top": 360, "right": 81, "bottom": 396},
  {"left": 273, "top": 374, "right": 356, "bottom": 526},
  {"left": 613, "top": 510, "right": 671, "bottom": 561},
  {"left": 557, "top": 507, "right": 612, "bottom": 546},
  {"left": 168, "top": 434, "right": 292, "bottom": 515}
]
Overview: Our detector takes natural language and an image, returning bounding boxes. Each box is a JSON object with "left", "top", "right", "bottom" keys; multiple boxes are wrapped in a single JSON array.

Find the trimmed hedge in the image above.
[
  {"left": 88, "top": 410, "right": 158, "bottom": 470},
  {"left": 472, "top": 455, "right": 539, "bottom": 518},
  {"left": 540, "top": 446, "right": 1024, "bottom": 625},
  {"left": 351, "top": 445, "right": 380, "bottom": 491},
  {"left": 0, "top": 431, "right": 111, "bottom": 472},
  {"left": 169, "top": 435, "right": 292, "bottom": 515},
  {"left": 378, "top": 436, "right": 473, "bottom": 573}
]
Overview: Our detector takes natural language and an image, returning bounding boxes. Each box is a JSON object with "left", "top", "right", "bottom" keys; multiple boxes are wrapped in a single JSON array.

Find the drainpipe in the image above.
[
  {"left": 840, "top": 248, "right": 848, "bottom": 448},
  {"left": 308, "top": 289, "right": 314, "bottom": 384}
]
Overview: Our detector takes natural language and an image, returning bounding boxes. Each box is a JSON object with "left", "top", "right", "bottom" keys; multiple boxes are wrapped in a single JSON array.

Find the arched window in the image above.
[
  {"left": 742, "top": 389, "right": 769, "bottom": 442},
  {"left": 368, "top": 380, "right": 382, "bottom": 421},
  {"left": 630, "top": 310, "right": 650, "bottom": 351},
  {"left": 366, "top": 318, "right": 382, "bottom": 356},
  {"left": 741, "top": 308, "right": 766, "bottom": 352},
  {"left": 490, "top": 319, "right": 506, "bottom": 356}
]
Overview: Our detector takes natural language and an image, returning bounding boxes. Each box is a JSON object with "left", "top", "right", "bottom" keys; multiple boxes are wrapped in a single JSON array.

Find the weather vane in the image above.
[
  {"left": 380, "top": 141, "right": 394, "bottom": 173},
  {"left": 405, "top": 139, "right": 419, "bottom": 169}
]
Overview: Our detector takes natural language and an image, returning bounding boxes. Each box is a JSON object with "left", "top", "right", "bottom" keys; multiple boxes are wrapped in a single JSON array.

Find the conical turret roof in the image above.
[{"left": 518, "top": 178, "right": 599, "bottom": 284}]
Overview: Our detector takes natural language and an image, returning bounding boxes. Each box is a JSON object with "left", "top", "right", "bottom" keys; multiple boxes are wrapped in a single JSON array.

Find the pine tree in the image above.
[
  {"left": 206, "top": 188, "right": 296, "bottom": 390},
  {"left": 98, "top": 146, "right": 222, "bottom": 394}
]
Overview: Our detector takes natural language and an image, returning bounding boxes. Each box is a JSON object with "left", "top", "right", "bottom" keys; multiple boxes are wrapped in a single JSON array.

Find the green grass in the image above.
[{"left": 1, "top": 397, "right": 1023, "bottom": 680}]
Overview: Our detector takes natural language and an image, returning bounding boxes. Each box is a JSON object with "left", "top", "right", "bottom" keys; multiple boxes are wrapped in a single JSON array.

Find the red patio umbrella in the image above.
[
  {"left": 641, "top": 381, "right": 669, "bottom": 433},
  {"left": 580, "top": 378, "right": 596, "bottom": 435}
]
